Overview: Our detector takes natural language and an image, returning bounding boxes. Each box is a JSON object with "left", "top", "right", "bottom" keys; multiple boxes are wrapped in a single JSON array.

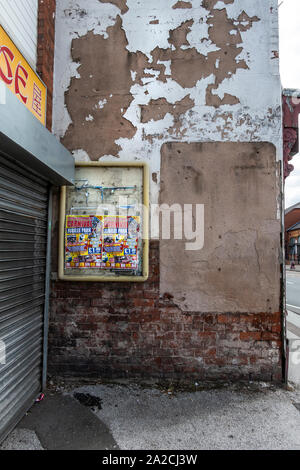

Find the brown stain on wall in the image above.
[
  {"left": 138, "top": 6, "right": 259, "bottom": 99},
  {"left": 62, "top": 16, "right": 137, "bottom": 159},
  {"left": 168, "top": 19, "right": 194, "bottom": 48},
  {"left": 140, "top": 95, "right": 194, "bottom": 124},
  {"left": 204, "top": 8, "right": 259, "bottom": 106},
  {"left": 206, "top": 92, "right": 240, "bottom": 108}
]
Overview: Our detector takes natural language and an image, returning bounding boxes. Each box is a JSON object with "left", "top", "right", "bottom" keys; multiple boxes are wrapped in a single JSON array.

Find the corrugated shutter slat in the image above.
[{"left": 0, "top": 154, "right": 48, "bottom": 443}]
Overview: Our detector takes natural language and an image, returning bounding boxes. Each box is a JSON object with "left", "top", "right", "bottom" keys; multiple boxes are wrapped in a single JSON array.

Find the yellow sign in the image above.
[{"left": 0, "top": 25, "right": 47, "bottom": 125}]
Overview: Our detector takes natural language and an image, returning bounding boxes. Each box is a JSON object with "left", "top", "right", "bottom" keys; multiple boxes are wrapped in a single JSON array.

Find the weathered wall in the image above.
[
  {"left": 49, "top": 240, "right": 282, "bottom": 382},
  {"left": 50, "top": 0, "right": 284, "bottom": 382},
  {"left": 160, "top": 142, "right": 281, "bottom": 313},
  {"left": 37, "top": 0, "right": 56, "bottom": 130},
  {"left": 53, "top": 0, "right": 282, "bottom": 197}
]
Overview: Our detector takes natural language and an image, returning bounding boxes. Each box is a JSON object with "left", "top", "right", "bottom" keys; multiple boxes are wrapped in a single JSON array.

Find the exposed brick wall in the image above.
[
  {"left": 48, "top": 240, "right": 283, "bottom": 383},
  {"left": 37, "top": 0, "right": 56, "bottom": 130}
]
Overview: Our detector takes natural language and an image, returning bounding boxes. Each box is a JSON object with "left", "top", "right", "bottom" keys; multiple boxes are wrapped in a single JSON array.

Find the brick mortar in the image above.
[
  {"left": 37, "top": 0, "right": 56, "bottom": 130},
  {"left": 48, "top": 241, "right": 283, "bottom": 383}
]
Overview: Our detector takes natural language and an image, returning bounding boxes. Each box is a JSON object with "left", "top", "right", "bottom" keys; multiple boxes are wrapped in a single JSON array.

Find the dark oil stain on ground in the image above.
[{"left": 74, "top": 392, "right": 103, "bottom": 410}]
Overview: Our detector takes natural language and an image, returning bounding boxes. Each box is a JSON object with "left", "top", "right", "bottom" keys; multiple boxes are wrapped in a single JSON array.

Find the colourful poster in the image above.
[{"left": 65, "top": 215, "right": 140, "bottom": 270}]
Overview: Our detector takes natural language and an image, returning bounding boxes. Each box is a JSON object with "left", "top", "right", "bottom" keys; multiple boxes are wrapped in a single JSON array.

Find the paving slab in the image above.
[{"left": 1, "top": 392, "right": 119, "bottom": 451}]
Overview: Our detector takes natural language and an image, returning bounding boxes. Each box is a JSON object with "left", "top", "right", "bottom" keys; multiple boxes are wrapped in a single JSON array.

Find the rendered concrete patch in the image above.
[
  {"left": 73, "top": 383, "right": 300, "bottom": 450},
  {"left": 13, "top": 393, "right": 119, "bottom": 450},
  {"left": 160, "top": 142, "right": 281, "bottom": 313}
]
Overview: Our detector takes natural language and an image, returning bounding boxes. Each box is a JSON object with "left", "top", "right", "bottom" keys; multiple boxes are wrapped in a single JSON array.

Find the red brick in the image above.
[
  {"left": 37, "top": 0, "right": 56, "bottom": 130},
  {"left": 240, "top": 332, "right": 262, "bottom": 341},
  {"left": 261, "top": 332, "right": 281, "bottom": 341}
]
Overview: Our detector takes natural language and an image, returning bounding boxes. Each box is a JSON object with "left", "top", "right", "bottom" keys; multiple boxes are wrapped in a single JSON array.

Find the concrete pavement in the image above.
[
  {"left": 1, "top": 382, "right": 300, "bottom": 450},
  {"left": 0, "top": 392, "right": 118, "bottom": 450},
  {"left": 286, "top": 264, "right": 300, "bottom": 273},
  {"left": 82, "top": 383, "right": 300, "bottom": 450}
]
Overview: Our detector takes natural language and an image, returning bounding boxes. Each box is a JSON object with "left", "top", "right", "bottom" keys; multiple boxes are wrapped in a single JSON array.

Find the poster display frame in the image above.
[{"left": 58, "top": 161, "right": 149, "bottom": 282}]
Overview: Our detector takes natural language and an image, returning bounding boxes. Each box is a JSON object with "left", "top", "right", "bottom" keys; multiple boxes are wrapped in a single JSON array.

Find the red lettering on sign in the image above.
[
  {"left": 15, "top": 63, "right": 28, "bottom": 104},
  {"left": 32, "top": 82, "right": 42, "bottom": 117},
  {"left": 0, "top": 45, "right": 14, "bottom": 85}
]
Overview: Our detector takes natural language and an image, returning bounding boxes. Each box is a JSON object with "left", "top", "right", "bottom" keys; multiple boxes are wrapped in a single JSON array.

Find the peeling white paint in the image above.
[
  {"left": 53, "top": 0, "right": 282, "bottom": 206},
  {"left": 53, "top": 0, "right": 117, "bottom": 137},
  {"left": 157, "top": 60, "right": 171, "bottom": 76},
  {"left": 131, "top": 70, "right": 137, "bottom": 81},
  {"left": 123, "top": 0, "right": 220, "bottom": 57},
  {"left": 72, "top": 149, "right": 91, "bottom": 162},
  {"left": 141, "top": 68, "right": 161, "bottom": 85},
  {"left": 95, "top": 99, "right": 107, "bottom": 109}
]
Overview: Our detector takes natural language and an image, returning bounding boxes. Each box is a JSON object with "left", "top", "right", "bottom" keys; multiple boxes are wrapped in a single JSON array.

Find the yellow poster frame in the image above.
[{"left": 58, "top": 161, "right": 149, "bottom": 282}]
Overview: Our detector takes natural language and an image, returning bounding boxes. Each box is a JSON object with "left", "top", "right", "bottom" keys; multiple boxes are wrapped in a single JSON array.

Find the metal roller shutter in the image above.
[{"left": 0, "top": 152, "right": 49, "bottom": 443}]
